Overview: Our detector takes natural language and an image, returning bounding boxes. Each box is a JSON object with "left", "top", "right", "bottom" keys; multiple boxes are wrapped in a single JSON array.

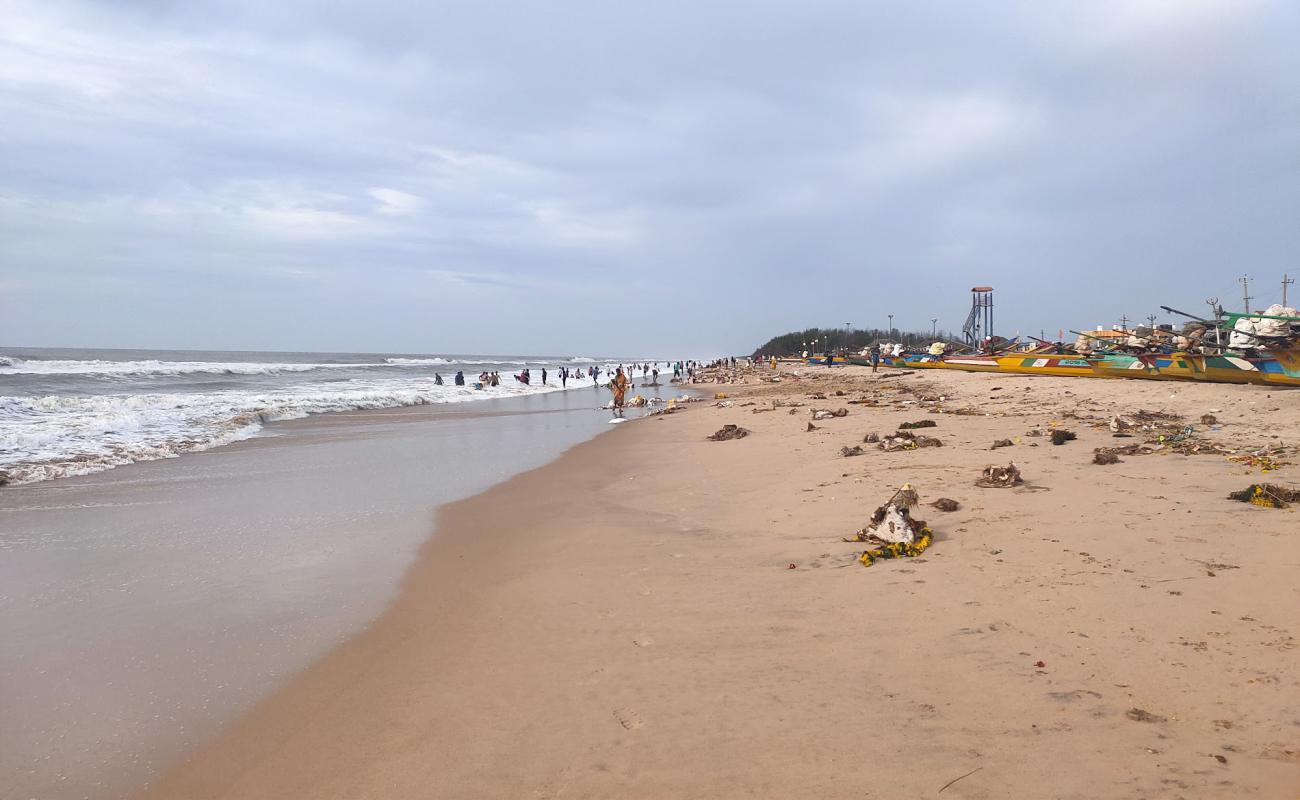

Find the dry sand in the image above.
[{"left": 139, "top": 365, "right": 1299, "bottom": 799}]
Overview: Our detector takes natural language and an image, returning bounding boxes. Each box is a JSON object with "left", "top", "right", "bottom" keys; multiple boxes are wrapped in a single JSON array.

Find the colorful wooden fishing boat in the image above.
[
  {"left": 1252, "top": 344, "right": 1300, "bottom": 387},
  {"left": 1086, "top": 353, "right": 1176, "bottom": 380},
  {"left": 990, "top": 354, "right": 1102, "bottom": 378},
  {"left": 1139, "top": 353, "right": 1262, "bottom": 385},
  {"left": 805, "top": 355, "right": 849, "bottom": 366},
  {"left": 937, "top": 355, "right": 1001, "bottom": 372},
  {"left": 884, "top": 354, "right": 947, "bottom": 369},
  {"left": 1254, "top": 356, "right": 1300, "bottom": 387}
]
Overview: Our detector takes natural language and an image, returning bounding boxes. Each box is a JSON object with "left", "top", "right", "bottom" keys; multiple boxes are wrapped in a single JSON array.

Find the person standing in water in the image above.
[{"left": 609, "top": 367, "right": 630, "bottom": 416}]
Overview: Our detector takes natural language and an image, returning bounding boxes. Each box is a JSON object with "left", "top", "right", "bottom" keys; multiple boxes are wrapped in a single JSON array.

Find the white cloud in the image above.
[{"left": 367, "top": 187, "right": 425, "bottom": 216}]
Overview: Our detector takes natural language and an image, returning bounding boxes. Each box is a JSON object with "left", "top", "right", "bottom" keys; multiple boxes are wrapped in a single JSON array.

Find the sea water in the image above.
[
  {"left": 0, "top": 347, "right": 655, "bottom": 485},
  {"left": 0, "top": 348, "right": 682, "bottom": 799}
]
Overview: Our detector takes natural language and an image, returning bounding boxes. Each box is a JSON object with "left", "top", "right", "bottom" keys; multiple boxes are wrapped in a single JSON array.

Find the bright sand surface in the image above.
[{"left": 134, "top": 364, "right": 1299, "bottom": 799}]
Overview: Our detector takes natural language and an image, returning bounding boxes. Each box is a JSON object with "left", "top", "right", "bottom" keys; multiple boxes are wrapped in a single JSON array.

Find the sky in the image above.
[{"left": 1, "top": 0, "right": 1297, "bottom": 356}]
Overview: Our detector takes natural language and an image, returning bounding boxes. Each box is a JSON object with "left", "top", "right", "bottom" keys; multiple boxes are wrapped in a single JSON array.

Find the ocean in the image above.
[
  {"left": 0, "top": 347, "right": 661, "bottom": 485},
  {"left": 0, "top": 347, "right": 683, "bottom": 799}
]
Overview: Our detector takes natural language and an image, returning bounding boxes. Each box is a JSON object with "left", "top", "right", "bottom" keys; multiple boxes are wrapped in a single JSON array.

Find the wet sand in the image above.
[
  {"left": 138, "top": 365, "right": 1298, "bottom": 799},
  {"left": 1, "top": 384, "right": 663, "bottom": 800}
]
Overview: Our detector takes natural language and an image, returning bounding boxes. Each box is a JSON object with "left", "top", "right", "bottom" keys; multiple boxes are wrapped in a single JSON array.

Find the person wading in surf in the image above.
[{"left": 609, "top": 367, "right": 630, "bottom": 417}]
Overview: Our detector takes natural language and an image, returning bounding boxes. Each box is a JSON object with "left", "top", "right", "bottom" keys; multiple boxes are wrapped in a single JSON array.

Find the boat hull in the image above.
[
  {"left": 1254, "top": 348, "right": 1300, "bottom": 387},
  {"left": 992, "top": 354, "right": 1105, "bottom": 378},
  {"left": 1087, "top": 353, "right": 1178, "bottom": 381}
]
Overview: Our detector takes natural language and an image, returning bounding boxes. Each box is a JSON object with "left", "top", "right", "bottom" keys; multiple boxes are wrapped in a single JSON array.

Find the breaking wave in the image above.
[
  {"left": 383, "top": 357, "right": 451, "bottom": 365},
  {"left": 0, "top": 358, "right": 377, "bottom": 376},
  {"left": 0, "top": 379, "right": 575, "bottom": 486}
]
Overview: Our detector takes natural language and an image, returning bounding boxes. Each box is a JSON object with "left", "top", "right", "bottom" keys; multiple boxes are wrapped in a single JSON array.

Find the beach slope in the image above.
[{"left": 141, "top": 366, "right": 1299, "bottom": 799}]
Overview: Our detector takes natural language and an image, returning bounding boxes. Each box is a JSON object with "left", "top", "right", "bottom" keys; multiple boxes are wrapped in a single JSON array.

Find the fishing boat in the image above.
[
  {"left": 937, "top": 354, "right": 1001, "bottom": 372},
  {"left": 990, "top": 353, "right": 1103, "bottom": 378},
  {"left": 1086, "top": 352, "right": 1177, "bottom": 381},
  {"left": 1252, "top": 344, "right": 1300, "bottom": 387},
  {"left": 890, "top": 354, "right": 943, "bottom": 369}
]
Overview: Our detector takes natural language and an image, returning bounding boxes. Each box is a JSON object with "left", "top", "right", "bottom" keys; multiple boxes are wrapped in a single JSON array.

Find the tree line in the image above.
[{"left": 750, "top": 326, "right": 958, "bottom": 358}]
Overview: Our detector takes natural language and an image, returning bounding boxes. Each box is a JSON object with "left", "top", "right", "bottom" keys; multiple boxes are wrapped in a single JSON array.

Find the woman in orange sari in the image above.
[{"left": 609, "top": 367, "right": 630, "bottom": 416}]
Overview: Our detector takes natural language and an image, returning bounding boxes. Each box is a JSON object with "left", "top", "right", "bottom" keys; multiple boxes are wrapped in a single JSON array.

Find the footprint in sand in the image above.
[{"left": 613, "top": 708, "right": 644, "bottom": 730}]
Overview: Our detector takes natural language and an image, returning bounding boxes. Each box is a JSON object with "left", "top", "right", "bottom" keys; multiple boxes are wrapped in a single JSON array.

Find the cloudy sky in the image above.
[{"left": 1, "top": 0, "right": 1297, "bottom": 356}]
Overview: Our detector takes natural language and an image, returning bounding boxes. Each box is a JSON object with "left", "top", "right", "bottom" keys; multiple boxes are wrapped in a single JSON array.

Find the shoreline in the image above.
[
  {"left": 137, "top": 365, "right": 1298, "bottom": 798},
  {"left": 3, "top": 385, "right": 674, "bottom": 800}
]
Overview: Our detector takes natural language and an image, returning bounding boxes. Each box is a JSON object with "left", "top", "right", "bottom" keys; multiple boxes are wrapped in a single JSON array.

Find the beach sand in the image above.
[{"left": 139, "top": 365, "right": 1298, "bottom": 799}]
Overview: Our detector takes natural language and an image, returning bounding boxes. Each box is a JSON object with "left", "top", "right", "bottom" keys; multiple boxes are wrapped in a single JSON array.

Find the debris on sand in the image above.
[
  {"left": 1097, "top": 443, "right": 1156, "bottom": 458},
  {"left": 811, "top": 408, "right": 849, "bottom": 420},
  {"left": 878, "top": 430, "right": 942, "bottom": 451},
  {"left": 1050, "top": 430, "right": 1077, "bottom": 446},
  {"left": 1227, "top": 483, "right": 1300, "bottom": 509},
  {"left": 976, "top": 463, "right": 1023, "bottom": 488},
  {"left": 849, "top": 484, "right": 933, "bottom": 567},
  {"left": 864, "top": 432, "right": 881, "bottom": 443},
  {"left": 1111, "top": 410, "right": 1186, "bottom": 436},
  {"left": 1093, "top": 452, "right": 1121, "bottom": 465},
  {"left": 1200, "top": 414, "right": 1218, "bottom": 426},
  {"left": 898, "top": 419, "right": 937, "bottom": 430},
  {"left": 931, "top": 498, "right": 960, "bottom": 512},
  {"left": 1025, "top": 428, "right": 1044, "bottom": 437},
  {"left": 1126, "top": 708, "right": 1167, "bottom": 724},
  {"left": 991, "top": 439, "right": 1014, "bottom": 449},
  {"left": 840, "top": 446, "right": 865, "bottom": 457},
  {"left": 708, "top": 424, "right": 750, "bottom": 441},
  {"left": 852, "top": 491, "right": 935, "bottom": 567},
  {"left": 1227, "top": 448, "right": 1290, "bottom": 472},
  {"left": 806, "top": 422, "right": 819, "bottom": 432}
]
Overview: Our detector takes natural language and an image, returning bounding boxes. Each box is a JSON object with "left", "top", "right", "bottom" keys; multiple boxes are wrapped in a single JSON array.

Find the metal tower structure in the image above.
[{"left": 962, "top": 286, "right": 994, "bottom": 348}]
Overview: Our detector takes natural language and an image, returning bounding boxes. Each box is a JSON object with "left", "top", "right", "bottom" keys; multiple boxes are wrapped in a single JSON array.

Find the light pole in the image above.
[
  {"left": 844, "top": 322, "right": 851, "bottom": 354},
  {"left": 931, "top": 318, "right": 938, "bottom": 338},
  {"left": 887, "top": 314, "right": 894, "bottom": 340}
]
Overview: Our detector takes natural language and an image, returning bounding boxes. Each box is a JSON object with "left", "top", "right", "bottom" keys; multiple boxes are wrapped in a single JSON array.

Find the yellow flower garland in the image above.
[{"left": 858, "top": 527, "right": 933, "bottom": 567}]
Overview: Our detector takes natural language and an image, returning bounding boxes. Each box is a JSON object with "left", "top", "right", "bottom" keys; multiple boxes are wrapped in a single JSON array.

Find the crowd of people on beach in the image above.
[{"left": 421, "top": 359, "right": 748, "bottom": 419}]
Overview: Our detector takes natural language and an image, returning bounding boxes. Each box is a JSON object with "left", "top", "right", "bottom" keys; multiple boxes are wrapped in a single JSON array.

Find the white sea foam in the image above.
[
  {"left": 0, "top": 358, "right": 375, "bottom": 376},
  {"left": 0, "top": 378, "right": 577, "bottom": 485},
  {"left": 383, "top": 357, "right": 451, "bottom": 365},
  {"left": 0, "top": 356, "right": 546, "bottom": 375}
]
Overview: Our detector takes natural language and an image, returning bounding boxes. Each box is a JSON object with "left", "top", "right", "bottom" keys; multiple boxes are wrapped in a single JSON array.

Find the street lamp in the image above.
[
  {"left": 931, "top": 318, "right": 938, "bottom": 338},
  {"left": 887, "top": 314, "right": 894, "bottom": 339},
  {"left": 844, "top": 322, "right": 851, "bottom": 354}
]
